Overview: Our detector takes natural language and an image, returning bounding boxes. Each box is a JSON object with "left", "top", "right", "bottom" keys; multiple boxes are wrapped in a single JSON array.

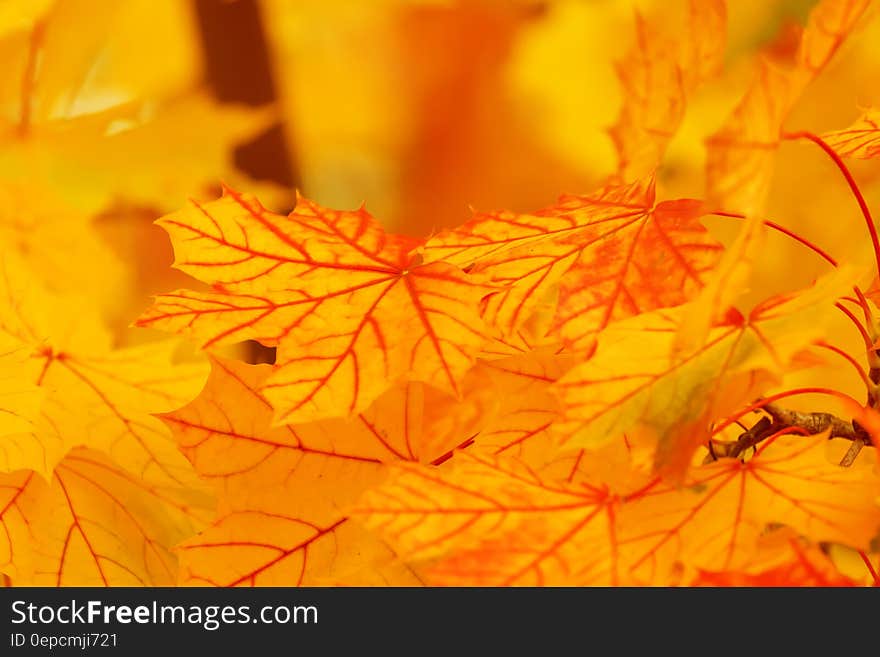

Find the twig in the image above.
[
  {"left": 839, "top": 438, "right": 866, "bottom": 467},
  {"left": 762, "top": 403, "right": 862, "bottom": 440},
  {"left": 708, "top": 402, "right": 871, "bottom": 464}
]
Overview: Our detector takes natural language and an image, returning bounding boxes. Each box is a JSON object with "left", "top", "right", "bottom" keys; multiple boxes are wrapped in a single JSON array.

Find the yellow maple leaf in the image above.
[
  {"left": 354, "top": 451, "right": 628, "bottom": 586},
  {"left": 139, "top": 190, "right": 493, "bottom": 424},
  {"left": 610, "top": 0, "right": 726, "bottom": 180},
  {"left": 706, "top": 0, "right": 872, "bottom": 214},
  {"left": 622, "top": 433, "right": 880, "bottom": 582},
  {"left": 555, "top": 266, "right": 860, "bottom": 478},
  {"left": 356, "top": 432, "right": 880, "bottom": 586},
  {"left": 0, "top": 255, "right": 209, "bottom": 485},
  {"left": 423, "top": 177, "right": 722, "bottom": 350},
  {"left": 821, "top": 107, "right": 880, "bottom": 159},
  {"left": 3, "top": 448, "right": 212, "bottom": 585},
  {"left": 691, "top": 527, "right": 857, "bottom": 586},
  {"left": 162, "top": 357, "right": 484, "bottom": 585}
]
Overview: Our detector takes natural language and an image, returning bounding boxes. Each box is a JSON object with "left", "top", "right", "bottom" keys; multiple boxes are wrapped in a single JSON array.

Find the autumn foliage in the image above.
[{"left": 3, "top": 0, "right": 880, "bottom": 587}]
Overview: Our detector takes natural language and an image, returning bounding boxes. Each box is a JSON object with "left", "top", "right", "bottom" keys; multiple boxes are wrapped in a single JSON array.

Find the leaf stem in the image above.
[
  {"left": 852, "top": 287, "right": 877, "bottom": 340},
  {"left": 712, "top": 387, "right": 864, "bottom": 436},
  {"left": 836, "top": 298, "right": 880, "bottom": 388},
  {"left": 815, "top": 341, "right": 871, "bottom": 389},
  {"left": 835, "top": 302, "right": 874, "bottom": 350},
  {"left": 752, "top": 425, "right": 811, "bottom": 455},
  {"left": 858, "top": 551, "right": 880, "bottom": 586},
  {"left": 783, "top": 131, "right": 880, "bottom": 277},
  {"left": 709, "top": 210, "right": 838, "bottom": 267}
]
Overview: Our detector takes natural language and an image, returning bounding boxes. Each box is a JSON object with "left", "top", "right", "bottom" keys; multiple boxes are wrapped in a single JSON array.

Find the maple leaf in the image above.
[
  {"left": 0, "top": 345, "right": 44, "bottom": 470},
  {"left": 468, "top": 347, "right": 574, "bottom": 468},
  {"left": 705, "top": 60, "right": 794, "bottom": 215},
  {"left": 623, "top": 434, "right": 880, "bottom": 583},
  {"left": 691, "top": 528, "right": 857, "bottom": 586},
  {"left": 0, "top": 469, "right": 38, "bottom": 580},
  {"left": 423, "top": 178, "right": 722, "bottom": 350},
  {"left": 162, "top": 357, "right": 483, "bottom": 585},
  {"left": 354, "top": 451, "right": 628, "bottom": 586},
  {"left": 4, "top": 448, "right": 212, "bottom": 586},
  {"left": 821, "top": 108, "right": 880, "bottom": 159},
  {"left": 672, "top": 211, "right": 765, "bottom": 357},
  {"left": 610, "top": 0, "right": 726, "bottom": 180},
  {"left": 795, "top": 0, "right": 873, "bottom": 82},
  {"left": 356, "top": 433, "right": 879, "bottom": 586},
  {"left": 554, "top": 266, "right": 860, "bottom": 477},
  {"left": 139, "top": 190, "right": 492, "bottom": 424},
  {"left": 3, "top": 0, "right": 878, "bottom": 591},
  {"left": 0, "top": 255, "right": 210, "bottom": 487},
  {"left": 706, "top": 0, "right": 871, "bottom": 214}
]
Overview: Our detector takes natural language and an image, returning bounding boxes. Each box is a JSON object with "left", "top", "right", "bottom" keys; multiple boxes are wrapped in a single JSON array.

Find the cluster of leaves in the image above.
[
  {"left": 3, "top": 0, "right": 880, "bottom": 586},
  {"left": 0, "top": 0, "right": 279, "bottom": 586}
]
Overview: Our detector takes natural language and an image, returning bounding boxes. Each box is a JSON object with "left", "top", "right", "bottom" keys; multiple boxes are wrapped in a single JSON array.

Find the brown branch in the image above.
[
  {"left": 707, "top": 402, "right": 871, "bottom": 463},
  {"left": 761, "top": 403, "right": 861, "bottom": 440}
]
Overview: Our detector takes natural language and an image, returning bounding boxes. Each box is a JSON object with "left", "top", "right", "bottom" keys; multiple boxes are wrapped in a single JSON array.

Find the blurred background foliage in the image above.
[{"left": 2, "top": 0, "right": 879, "bottom": 372}]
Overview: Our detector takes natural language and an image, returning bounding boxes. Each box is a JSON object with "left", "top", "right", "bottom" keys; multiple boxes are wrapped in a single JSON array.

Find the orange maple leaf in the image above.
[
  {"left": 356, "top": 433, "right": 880, "bottom": 586},
  {"left": 139, "top": 190, "right": 492, "bottom": 424},
  {"left": 162, "top": 357, "right": 483, "bottom": 585},
  {"left": 691, "top": 528, "right": 857, "bottom": 587},
  {"left": 424, "top": 177, "right": 722, "bottom": 350},
  {"left": 554, "top": 267, "right": 858, "bottom": 478},
  {"left": 467, "top": 347, "right": 574, "bottom": 467},
  {"left": 821, "top": 108, "right": 880, "bottom": 159},
  {"left": 706, "top": 0, "right": 871, "bottom": 214},
  {"left": 610, "top": 0, "right": 726, "bottom": 180},
  {"left": 706, "top": 60, "right": 793, "bottom": 216},
  {"left": 623, "top": 433, "right": 880, "bottom": 583},
  {"left": 0, "top": 469, "right": 37, "bottom": 580},
  {"left": 795, "top": 0, "right": 873, "bottom": 80},
  {"left": 1, "top": 448, "right": 211, "bottom": 585},
  {"left": 0, "top": 255, "right": 209, "bottom": 485},
  {"left": 354, "top": 451, "right": 629, "bottom": 586},
  {"left": 5, "top": 0, "right": 879, "bottom": 591}
]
